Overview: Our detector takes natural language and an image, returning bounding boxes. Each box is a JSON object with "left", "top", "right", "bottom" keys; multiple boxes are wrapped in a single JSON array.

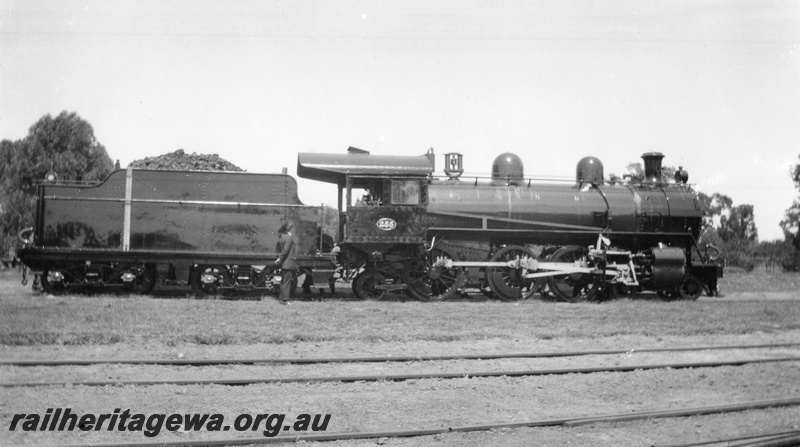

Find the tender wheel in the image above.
[
  {"left": 546, "top": 245, "right": 601, "bottom": 303},
  {"left": 255, "top": 266, "right": 280, "bottom": 295},
  {"left": 191, "top": 265, "right": 231, "bottom": 297},
  {"left": 403, "top": 247, "right": 465, "bottom": 301},
  {"left": 41, "top": 269, "right": 68, "bottom": 295},
  {"left": 352, "top": 271, "right": 388, "bottom": 300},
  {"left": 124, "top": 264, "right": 157, "bottom": 295},
  {"left": 678, "top": 275, "right": 703, "bottom": 301},
  {"left": 486, "top": 245, "right": 538, "bottom": 301}
]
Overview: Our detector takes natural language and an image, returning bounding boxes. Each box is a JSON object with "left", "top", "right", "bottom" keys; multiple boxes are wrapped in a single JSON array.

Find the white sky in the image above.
[{"left": 2, "top": 0, "right": 799, "bottom": 240}]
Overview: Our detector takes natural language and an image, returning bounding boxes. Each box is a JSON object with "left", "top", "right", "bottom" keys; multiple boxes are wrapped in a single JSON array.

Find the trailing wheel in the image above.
[
  {"left": 486, "top": 245, "right": 538, "bottom": 301},
  {"left": 352, "top": 271, "right": 388, "bottom": 300},
  {"left": 678, "top": 275, "right": 703, "bottom": 301},
  {"left": 546, "top": 245, "right": 601, "bottom": 303},
  {"left": 403, "top": 247, "right": 465, "bottom": 301},
  {"left": 190, "top": 265, "right": 231, "bottom": 297}
]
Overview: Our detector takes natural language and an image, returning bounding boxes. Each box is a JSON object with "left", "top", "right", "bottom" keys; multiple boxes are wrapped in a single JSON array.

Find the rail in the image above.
[
  {"left": 35, "top": 398, "right": 800, "bottom": 447},
  {"left": 4, "top": 342, "right": 798, "bottom": 367},
  {"left": 3, "top": 356, "right": 799, "bottom": 388}
]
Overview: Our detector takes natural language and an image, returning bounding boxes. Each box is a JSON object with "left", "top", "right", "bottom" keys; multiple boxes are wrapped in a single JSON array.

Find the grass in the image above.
[
  {"left": 719, "top": 265, "right": 800, "bottom": 294},
  {"left": 1, "top": 267, "right": 798, "bottom": 347}
]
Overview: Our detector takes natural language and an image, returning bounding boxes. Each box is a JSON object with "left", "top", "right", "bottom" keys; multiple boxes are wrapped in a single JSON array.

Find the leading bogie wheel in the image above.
[
  {"left": 678, "top": 275, "right": 703, "bottom": 301},
  {"left": 657, "top": 289, "right": 679, "bottom": 301}
]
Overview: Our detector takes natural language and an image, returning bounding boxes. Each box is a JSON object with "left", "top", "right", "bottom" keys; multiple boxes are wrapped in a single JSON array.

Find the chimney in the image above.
[{"left": 641, "top": 152, "right": 665, "bottom": 184}]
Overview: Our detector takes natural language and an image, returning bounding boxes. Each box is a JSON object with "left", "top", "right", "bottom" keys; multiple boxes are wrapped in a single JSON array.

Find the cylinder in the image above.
[{"left": 651, "top": 247, "right": 686, "bottom": 289}]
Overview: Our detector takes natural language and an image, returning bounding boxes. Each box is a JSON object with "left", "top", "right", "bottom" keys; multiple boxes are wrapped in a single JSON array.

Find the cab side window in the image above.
[{"left": 390, "top": 180, "right": 420, "bottom": 205}]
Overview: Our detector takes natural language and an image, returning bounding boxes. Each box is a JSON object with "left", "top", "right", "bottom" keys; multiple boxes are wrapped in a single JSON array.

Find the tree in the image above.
[
  {"left": 782, "top": 201, "right": 800, "bottom": 248},
  {"left": 0, "top": 112, "right": 114, "bottom": 256},
  {"left": 695, "top": 192, "right": 728, "bottom": 232},
  {"left": 719, "top": 203, "right": 758, "bottom": 242},
  {"left": 780, "top": 154, "right": 800, "bottom": 250}
]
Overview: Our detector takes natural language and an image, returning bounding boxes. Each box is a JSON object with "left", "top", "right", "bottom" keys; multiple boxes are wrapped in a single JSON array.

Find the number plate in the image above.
[{"left": 376, "top": 217, "right": 397, "bottom": 231}]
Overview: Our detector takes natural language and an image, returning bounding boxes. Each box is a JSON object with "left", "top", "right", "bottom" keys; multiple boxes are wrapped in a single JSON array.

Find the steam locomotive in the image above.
[
  {"left": 18, "top": 147, "right": 722, "bottom": 301},
  {"left": 298, "top": 147, "right": 721, "bottom": 302}
]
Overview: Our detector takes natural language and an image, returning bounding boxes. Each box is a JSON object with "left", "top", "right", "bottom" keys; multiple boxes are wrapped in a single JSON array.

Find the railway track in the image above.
[
  {"left": 4, "top": 342, "right": 799, "bottom": 446},
  {"left": 3, "top": 356, "right": 800, "bottom": 388},
  {"left": 41, "top": 399, "right": 800, "bottom": 447},
  {"left": 4, "top": 342, "right": 799, "bottom": 367}
]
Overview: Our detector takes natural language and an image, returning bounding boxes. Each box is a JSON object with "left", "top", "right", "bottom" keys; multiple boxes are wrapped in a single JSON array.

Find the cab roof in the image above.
[{"left": 297, "top": 147, "right": 435, "bottom": 185}]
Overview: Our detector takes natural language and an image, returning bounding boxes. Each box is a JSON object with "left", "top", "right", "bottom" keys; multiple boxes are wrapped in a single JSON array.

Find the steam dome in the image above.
[
  {"left": 492, "top": 153, "right": 524, "bottom": 184},
  {"left": 576, "top": 156, "right": 604, "bottom": 185}
]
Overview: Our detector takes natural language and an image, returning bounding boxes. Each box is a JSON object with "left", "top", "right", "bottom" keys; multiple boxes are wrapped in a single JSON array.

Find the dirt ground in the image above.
[{"left": 1, "top": 268, "right": 800, "bottom": 446}]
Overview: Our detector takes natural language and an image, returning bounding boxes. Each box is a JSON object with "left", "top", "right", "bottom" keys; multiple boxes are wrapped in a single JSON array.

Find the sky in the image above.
[{"left": 1, "top": 0, "right": 799, "bottom": 240}]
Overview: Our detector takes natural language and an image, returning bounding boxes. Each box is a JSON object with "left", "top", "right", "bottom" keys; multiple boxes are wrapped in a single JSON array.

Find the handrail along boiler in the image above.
[{"left": 297, "top": 147, "right": 722, "bottom": 301}]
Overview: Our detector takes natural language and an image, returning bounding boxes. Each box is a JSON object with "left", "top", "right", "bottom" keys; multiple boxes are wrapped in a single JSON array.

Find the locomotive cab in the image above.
[
  {"left": 343, "top": 175, "right": 428, "bottom": 246},
  {"left": 297, "top": 147, "right": 435, "bottom": 255}
]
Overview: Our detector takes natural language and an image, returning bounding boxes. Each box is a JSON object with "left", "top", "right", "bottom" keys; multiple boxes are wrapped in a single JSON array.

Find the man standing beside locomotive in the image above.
[{"left": 275, "top": 221, "right": 298, "bottom": 305}]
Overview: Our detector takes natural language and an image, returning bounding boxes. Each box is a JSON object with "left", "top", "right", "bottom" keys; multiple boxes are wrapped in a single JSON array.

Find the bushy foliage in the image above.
[
  {"left": 778, "top": 154, "right": 800, "bottom": 270},
  {"left": 754, "top": 239, "right": 800, "bottom": 272},
  {"left": 699, "top": 226, "right": 758, "bottom": 271},
  {"left": 0, "top": 112, "right": 113, "bottom": 257},
  {"left": 695, "top": 192, "right": 758, "bottom": 241}
]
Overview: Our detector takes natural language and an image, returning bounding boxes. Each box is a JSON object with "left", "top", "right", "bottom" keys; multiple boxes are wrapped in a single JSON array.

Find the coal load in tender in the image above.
[{"left": 128, "top": 149, "right": 243, "bottom": 171}]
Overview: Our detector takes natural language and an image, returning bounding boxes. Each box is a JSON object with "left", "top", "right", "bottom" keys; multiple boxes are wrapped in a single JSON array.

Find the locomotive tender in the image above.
[
  {"left": 18, "top": 170, "right": 334, "bottom": 295},
  {"left": 18, "top": 147, "right": 722, "bottom": 301}
]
